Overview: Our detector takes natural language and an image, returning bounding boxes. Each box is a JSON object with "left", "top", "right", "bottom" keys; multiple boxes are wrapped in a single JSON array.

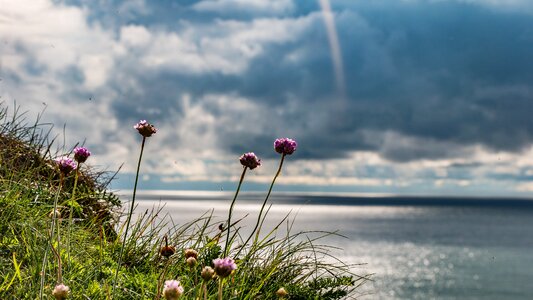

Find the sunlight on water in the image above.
[{"left": 125, "top": 193, "right": 533, "bottom": 300}]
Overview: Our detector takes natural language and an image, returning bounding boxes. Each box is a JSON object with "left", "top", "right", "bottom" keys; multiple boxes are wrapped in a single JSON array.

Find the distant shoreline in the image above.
[{"left": 118, "top": 190, "right": 533, "bottom": 208}]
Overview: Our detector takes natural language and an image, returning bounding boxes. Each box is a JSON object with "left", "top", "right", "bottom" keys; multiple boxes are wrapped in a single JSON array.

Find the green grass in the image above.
[{"left": 0, "top": 104, "right": 370, "bottom": 299}]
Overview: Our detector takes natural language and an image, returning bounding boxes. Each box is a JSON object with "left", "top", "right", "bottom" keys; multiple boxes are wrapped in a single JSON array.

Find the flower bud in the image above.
[
  {"left": 160, "top": 245, "right": 175, "bottom": 258},
  {"left": 201, "top": 266, "right": 215, "bottom": 281},
  {"left": 134, "top": 120, "right": 157, "bottom": 137},
  {"left": 184, "top": 248, "right": 198, "bottom": 259},
  {"left": 186, "top": 257, "right": 197, "bottom": 267}
]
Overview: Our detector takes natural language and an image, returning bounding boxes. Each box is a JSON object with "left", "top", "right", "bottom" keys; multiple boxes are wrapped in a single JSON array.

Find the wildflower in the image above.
[
  {"left": 163, "top": 280, "right": 184, "bottom": 300},
  {"left": 276, "top": 287, "right": 288, "bottom": 298},
  {"left": 52, "top": 284, "right": 70, "bottom": 300},
  {"left": 55, "top": 157, "right": 76, "bottom": 176},
  {"left": 239, "top": 152, "right": 261, "bottom": 169},
  {"left": 160, "top": 245, "right": 175, "bottom": 258},
  {"left": 73, "top": 147, "right": 91, "bottom": 163},
  {"left": 134, "top": 120, "right": 157, "bottom": 137},
  {"left": 184, "top": 248, "right": 198, "bottom": 259},
  {"left": 201, "top": 266, "right": 215, "bottom": 281},
  {"left": 186, "top": 257, "right": 197, "bottom": 267},
  {"left": 274, "top": 138, "right": 297, "bottom": 155},
  {"left": 213, "top": 257, "right": 237, "bottom": 278}
]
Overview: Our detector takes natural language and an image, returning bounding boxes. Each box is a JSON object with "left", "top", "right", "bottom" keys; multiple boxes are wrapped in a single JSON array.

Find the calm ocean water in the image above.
[{"left": 126, "top": 191, "right": 533, "bottom": 299}]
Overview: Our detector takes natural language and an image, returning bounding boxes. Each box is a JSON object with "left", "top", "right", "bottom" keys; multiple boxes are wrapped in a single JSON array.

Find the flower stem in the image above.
[
  {"left": 40, "top": 175, "right": 64, "bottom": 299},
  {"left": 112, "top": 136, "right": 146, "bottom": 296},
  {"left": 238, "top": 154, "right": 285, "bottom": 258},
  {"left": 66, "top": 165, "right": 80, "bottom": 270},
  {"left": 224, "top": 167, "right": 247, "bottom": 256},
  {"left": 218, "top": 279, "right": 223, "bottom": 300}
]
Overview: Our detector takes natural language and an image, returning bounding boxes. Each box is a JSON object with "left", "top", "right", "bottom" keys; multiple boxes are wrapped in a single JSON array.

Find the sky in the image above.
[{"left": 1, "top": 0, "right": 533, "bottom": 197}]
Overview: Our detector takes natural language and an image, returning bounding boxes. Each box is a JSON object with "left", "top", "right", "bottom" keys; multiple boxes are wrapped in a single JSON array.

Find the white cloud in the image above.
[{"left": 193, "top": 0, "right": 295, "bottom": 14}]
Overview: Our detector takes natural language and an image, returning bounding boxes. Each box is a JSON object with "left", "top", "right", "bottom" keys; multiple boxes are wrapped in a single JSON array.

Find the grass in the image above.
[{"left": 0, "top": 103, "right": 370, "bottom": 299}]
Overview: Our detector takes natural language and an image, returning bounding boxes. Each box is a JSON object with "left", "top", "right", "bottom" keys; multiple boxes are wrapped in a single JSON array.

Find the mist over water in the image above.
[{"left": 126, "top": 191, "right": 533, "bottom": 299}]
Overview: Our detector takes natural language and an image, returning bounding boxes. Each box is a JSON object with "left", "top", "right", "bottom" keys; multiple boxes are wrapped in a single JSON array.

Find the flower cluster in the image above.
[
  {"left": 55, "top": 157, "right": 77, "bottom": 176},
  {"left": 239, "top": 152, "right": 261, "bottom": 169},
  {"left": 73, "top": 147, "right": 91, "bottom": 163},
  {"left": 134, "top": 120, "right": 157, "bottom": 137},
  {"left": 213, "top": 257, "right": 237, "bottom": 278},
  {"left": 274, "top": 138, "right": 297, "bottom": 155},
  {"left": 163, "top": 280, "right": 184, "bottom": 300}
]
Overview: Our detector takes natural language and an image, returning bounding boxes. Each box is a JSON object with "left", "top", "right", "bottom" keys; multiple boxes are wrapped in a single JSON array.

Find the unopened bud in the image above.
[
  {"left": 201, "top": 266, "right": 215, "bottom": 281},
  {"left": 186, "top": 257, "right": 197, "bottom": 267}
]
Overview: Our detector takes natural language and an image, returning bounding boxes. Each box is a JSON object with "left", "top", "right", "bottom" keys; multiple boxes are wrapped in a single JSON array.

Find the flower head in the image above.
[
  {"left": 163, "top": 280, "right": 184, "bottom": 300},
  {"left": 73, "top": 147, "right": 91, "bottom": 163},
  {"left": 239, "top": 152, "right": 261, "bottom": 169},
  {"left": 213, "top": 257, "right": 237, "bottom": 278},
  {"left": 274, "top": 138, "right": 297, "bottom": 155},
  {"left": 134, "top": 120, "right": 157, "bottom": 137},
  {"left": 55, "top": 157, "right": 77, "bottom": 176},
  {"left": 52, "top": 284, "right": 70, "bottom": 300},
  {"left": 201, "top": 266, "right": 215, "bottom": 281}
]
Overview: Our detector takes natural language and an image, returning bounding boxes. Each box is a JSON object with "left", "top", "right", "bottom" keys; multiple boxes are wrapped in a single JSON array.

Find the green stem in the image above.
[
  {"left": 40, "top": 175, "right": 64, "bottom": 299},
  {"left": 224, "top": 167, "right": 247, "bottom": 256},
  {"left": 66, "top": 165, "right": 80, "bottom": 271},
  {"left": 112, "top": 136, "right": 146, "bottom": 297},
  {"left": 218, "top": 279, "right": 223, "bottom": 300},
  {"left": 237, "top": 154, "right": 285, "bottom": 258}
]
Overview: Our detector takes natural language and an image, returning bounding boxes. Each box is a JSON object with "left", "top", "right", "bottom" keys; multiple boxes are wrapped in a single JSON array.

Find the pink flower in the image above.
[
  {"left": 55, "top": 157, "right": 76, "bottom": 175},
  {"left": 73, "top": 147, "right": 91, "bottom": 163},
  {"left": 274, "top": 138, "right": 297, "bottom": 155},
  {"left": 239, "top": 152, "right": 261, "bottom": 169},
  {"left": 213, "top": 257, "right": 237, "bottom": 278},
  {"left": 52, "top": 284, "right": 70, "bottom": 300},
  {"left": 163, "top": 280, "right": 184, "bottom": 300}
]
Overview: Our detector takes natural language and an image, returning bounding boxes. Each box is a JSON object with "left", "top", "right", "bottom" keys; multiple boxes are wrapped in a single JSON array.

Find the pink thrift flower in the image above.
[
  {"left": 239, "top": 152, "right": 261, "bottom": 169},
  {"left": 52, "top": 284, "right": 70, "bottom": 300},
  {"left": 274, "top": 138, "right": 297, "bottom": 155},
  {"left": 213, "top": 257, "right": 237, "bottom": 278},
  {"left": 163, "top": 280, "right": 184, "bottom": 300},
  {"left": 73, "top": 147, "right": 91, "bottom": 163},
  {"left": 55, "top": 157, "right": 77, "bottom": 175}
]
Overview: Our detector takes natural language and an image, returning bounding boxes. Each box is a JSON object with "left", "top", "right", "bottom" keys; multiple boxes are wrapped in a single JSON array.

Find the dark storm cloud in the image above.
[{"left": 66, "top": 0, "right": 533, "bottom": 162}]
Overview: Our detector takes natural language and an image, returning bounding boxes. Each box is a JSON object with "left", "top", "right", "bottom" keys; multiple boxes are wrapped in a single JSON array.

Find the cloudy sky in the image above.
[{"left": 2, "top": 0, "right": 533, "bottom": 196}]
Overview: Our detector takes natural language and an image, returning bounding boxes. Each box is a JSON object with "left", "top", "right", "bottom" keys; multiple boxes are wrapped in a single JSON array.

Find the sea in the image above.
[{"left": 124, "top": 191, "right": 533, "bottom": 300}]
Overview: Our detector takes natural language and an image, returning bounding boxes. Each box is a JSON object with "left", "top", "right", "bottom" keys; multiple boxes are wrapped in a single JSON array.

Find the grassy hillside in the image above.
[{"left": 0, "top": 105, "right": 368, "bottom": 299}]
